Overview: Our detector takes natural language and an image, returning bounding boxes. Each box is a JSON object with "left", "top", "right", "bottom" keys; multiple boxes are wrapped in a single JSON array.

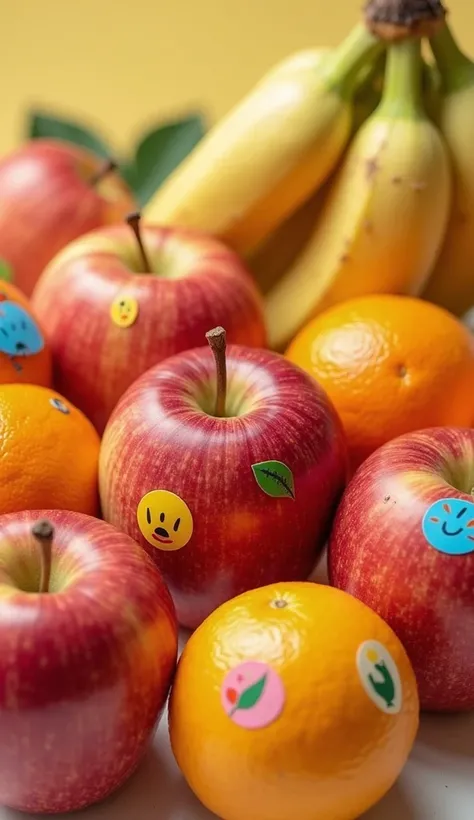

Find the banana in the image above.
[
  {"left": 143, "top": 24, "right": 382, "bottom": 256},
  {"left": 421, "top": 24, "right": 474, "bottom": 315},
  {"left": 265, "top": 38, "right": 451, "bottom": 351},
  {"left": 246, "top": 53, "right": 386, "bottom": 296}
]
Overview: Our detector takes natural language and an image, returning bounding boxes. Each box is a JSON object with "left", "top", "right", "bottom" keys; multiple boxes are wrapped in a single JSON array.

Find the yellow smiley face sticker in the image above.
[
  {"left": 137, "top": 490, "right": 194, "bottom": 551},
  {"left": 110, "top": 294, "right": 139, "bottom": 328}
]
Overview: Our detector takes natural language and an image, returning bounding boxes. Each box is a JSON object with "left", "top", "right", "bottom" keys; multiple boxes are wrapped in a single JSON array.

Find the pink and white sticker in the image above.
[{"left": 221, "top": 660, "right": 285, "bottom": 729}]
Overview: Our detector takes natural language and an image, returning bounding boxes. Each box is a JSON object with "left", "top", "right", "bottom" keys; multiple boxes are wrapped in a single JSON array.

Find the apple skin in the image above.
[
  {"left": 31, "top": 223, "right": 267, "bottom": 433},
  {"left": 328, "top": 426, "right": 474, "bottom": 712},
  {"left": 0, "top": 509, "right": 178, "bottom": 813},
  {"left": 99, "top": 343, "right": 348, "bottom": 629},
  {"left": 0, "top": 139, "right": 136, "bottom": 296}
]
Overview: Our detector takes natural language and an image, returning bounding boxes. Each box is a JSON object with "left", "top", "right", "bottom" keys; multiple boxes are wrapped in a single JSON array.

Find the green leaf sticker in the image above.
[
  {"left": 28, "top": 111, "right": 113, "bottom": 160},
  {"left": 251, "top": 460, "right": 295, "bottom": 500},
  {"left": 230, "top": 674, "right": 267, "bottom": 716},
  {"left": 0, "top": 259, "right": 13, "bottom": 283}
]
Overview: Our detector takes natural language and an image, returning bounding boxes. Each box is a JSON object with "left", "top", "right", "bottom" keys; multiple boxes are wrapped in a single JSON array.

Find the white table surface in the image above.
[{"left": 2, "top": 554, "right": 473, "bottom": 820}]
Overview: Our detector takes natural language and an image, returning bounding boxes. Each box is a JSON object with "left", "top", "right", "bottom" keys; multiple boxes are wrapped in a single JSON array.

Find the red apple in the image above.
[
  {"left": 0, "top": 509, "right": 178, "bottom": 813},
  {"left": 31, "top": 214, "right": 267, "bottom": 433},
  {"left": 99, "top": 327, "right": 348, "bottom": 629},
  {"left": 328, "top": 426, "right": 474, "bottom": 712},
  {"left": 0, "top": 139, "right": 136, "bottom": 296}
]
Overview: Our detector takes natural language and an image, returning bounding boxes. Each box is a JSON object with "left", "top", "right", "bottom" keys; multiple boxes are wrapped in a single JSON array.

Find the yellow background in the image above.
[{"left": 2, "top": 0, "right": 472, "bottom": 157}]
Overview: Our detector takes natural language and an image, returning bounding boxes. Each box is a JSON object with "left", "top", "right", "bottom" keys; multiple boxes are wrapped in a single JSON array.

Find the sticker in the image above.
[
  {"left": 0, "top": 302, "right": 44, "bottom": 373},
  {"left": 110, "top": 294, "right": 139, "bottom": 328},
  {"left": 251, "top": 460, "right": 295, "bottom": 499},
  {"left": 0, "top": 260, "right": 13, "bottom": 283},
  {"left": 49, "top": 397, "right": 70, "bottom": 415},
  {"left": 422, "top": 497, "right": 474, "bottom": 556},
  {"left": 356, "top": 640, "right": 402, "bottom": 714},
  {"left": 221, "top": 661, "right": 285, "bottom": 729},
  {"left": 137, "top": 490, "right": 193, "bottom": 551}
]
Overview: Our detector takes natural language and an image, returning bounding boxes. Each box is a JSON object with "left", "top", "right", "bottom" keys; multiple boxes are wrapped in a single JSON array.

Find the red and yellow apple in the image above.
[
  {"left": 99, "top": 328, "right": 348, "bottom": 628},
  {"left": 31, "top": 217, "right": 267, "bottom": 433},
  {"left": 0, "top": 139, "right": 135, "bottom": 296},
  {"left": 329, "top": 426, "right": 474, "bottom": 712},
  {"left": 0, "top": 509, "right": 178, "bottom": 813}
]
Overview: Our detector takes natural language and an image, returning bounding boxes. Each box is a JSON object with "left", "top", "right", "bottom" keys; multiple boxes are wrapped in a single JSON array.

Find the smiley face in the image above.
[
  {"left": 422, "top": 497, "right": 474, "bottom": 556},
  {"left": 137, "top": 490, "right": 193, "bottom": 551},
  {"left": 110, "top": 294, "right": 139, "bottom": 328},
  {"left": 0, "top": 301, "right": 44, "bottom": 357}
]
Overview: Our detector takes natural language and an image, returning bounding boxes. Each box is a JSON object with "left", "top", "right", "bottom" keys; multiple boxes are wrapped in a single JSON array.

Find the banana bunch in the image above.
[{"left": 145, "top": 0, "right": 474, "bottom": 349}]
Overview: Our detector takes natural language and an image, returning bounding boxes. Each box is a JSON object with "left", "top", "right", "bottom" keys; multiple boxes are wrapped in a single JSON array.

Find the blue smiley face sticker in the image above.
[
  {"left": 422, "top": 497, "right": 474, "bottom": 556},
  {"left": 0, "top": 301, "right": 44, "bottom": 358}
]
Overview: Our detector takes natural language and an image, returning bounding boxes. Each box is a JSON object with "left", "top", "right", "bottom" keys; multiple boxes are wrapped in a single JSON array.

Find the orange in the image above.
[
  {"left": 169, "top": 582, "right": 419, "bottom": 820},
  {"left": 0, "top": 384, "right": 100, "bottom": 515},
  {"left": 285, "top": 295, "right": 474, "bottom": 472},
  {"left": 0, "top": 279, "right": 52, "bottom": 387}
]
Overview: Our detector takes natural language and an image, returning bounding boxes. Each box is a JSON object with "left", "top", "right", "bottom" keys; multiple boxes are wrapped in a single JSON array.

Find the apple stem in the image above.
[
  {"left": 126, "top": 212, "right": 152, "bottom": 273},
  {"left": 90, "top": 158, "right": 118, "bottom": 187},
  {"left": 206, "top": 326, "right": 227, "bottom": 417},
  {"left": 32, "top": 519, "right": 54, "bottom": 594}
]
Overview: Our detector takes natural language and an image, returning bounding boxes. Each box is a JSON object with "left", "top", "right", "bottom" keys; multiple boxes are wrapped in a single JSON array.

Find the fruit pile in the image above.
[{"left": 0, "top": 1, "right": 473, "bottom": 819}]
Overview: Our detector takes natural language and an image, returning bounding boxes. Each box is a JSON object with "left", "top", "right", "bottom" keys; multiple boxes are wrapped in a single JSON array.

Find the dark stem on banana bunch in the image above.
[
  {"left": 206, "top": 326, "right": 227, "bottom": 417},
  {"left": 90, "top": 158, "right": 118, "bottom": 187},
  {"left": 364, "top": 0, "right": 447, "bottom": 42},
  {"left": 32, "top": 519, "right": 54, "bottom": 594},
  {"left": 126, "top": 211, "right": 152, "bottom": 272}
]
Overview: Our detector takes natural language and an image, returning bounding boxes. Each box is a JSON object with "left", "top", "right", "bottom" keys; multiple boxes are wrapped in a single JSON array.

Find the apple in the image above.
[
  {"left": 0, "top": 139, "right": 136, "bottom": 296},
  {"left": 99, "top": 326, "right": 348, "bottom": 629},
  {"left": 31, "top": 214, "right": 267, "bottom": 433},
  {"left": 0, "top": 509, "right": 178, "bottom": 813},
  {"left": 328, "top": 426, "right": 474, "bottom": 712}
]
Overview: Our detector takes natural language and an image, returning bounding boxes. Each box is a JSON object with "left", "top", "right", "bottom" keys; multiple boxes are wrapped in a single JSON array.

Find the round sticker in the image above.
[
  {"left": 0, "top": 302, "right": 44, "bottom": 358},
  {"left": 356, "top": 640, "right": 402, "bottom": 715},
  {"left": 422, "top": 497, "right": 474, "bottom": 556},
  {"left": 49, "top": 397, "right": 70, "bottom": 415},
  {"left": 137, "top": 490, "right": 193, "bottom": 551},
  {"left": 221, "top": 661, "right": 285, "bottom": 729},
  {"left": 110, "top": 294, "right": 139, "bottom": 328}
]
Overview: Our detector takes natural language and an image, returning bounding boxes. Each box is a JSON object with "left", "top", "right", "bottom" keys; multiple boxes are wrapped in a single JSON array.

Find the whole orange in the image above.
[
  {"left": 169, "top": 582, "right": 419, "bottom": 820},
  {"left": 0, "top": 279, "right": 51, "bottom": 386},
  {"left": 285, "top": 295, "right": 474, "bottom": 471},
  {"left": 0, "top": 384, "right": 100, "bottom": 515}
]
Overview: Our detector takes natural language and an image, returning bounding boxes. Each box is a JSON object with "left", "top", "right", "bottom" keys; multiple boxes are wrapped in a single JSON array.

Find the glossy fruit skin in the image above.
[
  {"left": 0, "top": 384, "right": 100, "bottom": 516},
  {"left": 0, "top": 139, "right": 136, "bottom": 296},
  {"left": 32, "top": 223, "right": 267, "bottom": 434},
  {"left": 99, "top": 345, "right": 348, "bottom": 628},
  {"left": 329, "top": 427, "right": 474, "bottom": 711},
  {"left": 286, "top": 294, "right": 474, "bottom": 472},
  {"left": 169, "top": 581, "right": 419, "bottom": 820},
  {"left": 0, "top": 280, "right": 52, "bottom": 386},
  {"left": 0, "top": 509, "right": 178, "bottom": 813}
]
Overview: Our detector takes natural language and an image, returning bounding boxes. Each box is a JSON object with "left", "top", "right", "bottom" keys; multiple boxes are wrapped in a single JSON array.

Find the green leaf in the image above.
[
  {"left": 0, "top": 259, "right": 13, "bottom": 283},
  {"left": 251, "top": 461, "right": 295, "bottom": 500},
  {"left": 28, "top": 111, "right": 113, "bottom": 160},
  {"left": 131, "top": 114, "right": 206, "bottom": 206},
  {"left": 235, "top": 674, "right": 268, "bottom": 711}
]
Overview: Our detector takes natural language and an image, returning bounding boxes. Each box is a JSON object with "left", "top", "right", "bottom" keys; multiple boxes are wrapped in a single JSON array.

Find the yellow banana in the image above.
[
  {"left": 265, "top": 38, "right": 451, "bottom": 351},
  {"left": 421, "top": 24, "right": 474, "bottom": 315},
  {"left": 246, "top": 52, "right": 386, "bottom": 295},
  {"left": 143, "top": 24, "right": 382, "bottom": 256}
]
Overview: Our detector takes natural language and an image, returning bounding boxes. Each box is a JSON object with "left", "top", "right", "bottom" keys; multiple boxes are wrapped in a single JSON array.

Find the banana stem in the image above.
[
  {"left": 430, "top": 23, "right": 474, "bottom": 94},
  {"left": 377, "top": 39, "right": 424, "bottom": 119},
  {"left": 324, "top": 23, "right": 384, "bottom": 97}
]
